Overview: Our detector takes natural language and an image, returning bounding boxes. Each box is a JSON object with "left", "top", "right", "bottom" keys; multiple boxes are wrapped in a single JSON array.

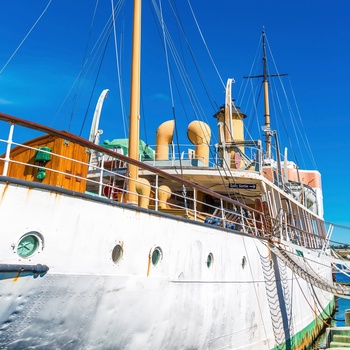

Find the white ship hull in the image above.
[
  {"left": 0, "top": 2, "right": 346, "bottom": 348},
  {"left": 0, "top": 180, "right": 334, "bottom": 349}
]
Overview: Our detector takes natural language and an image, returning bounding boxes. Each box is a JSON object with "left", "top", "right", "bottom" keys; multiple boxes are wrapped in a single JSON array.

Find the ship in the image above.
[{"left": 1, "top": 1, "right": 350, "bottom": 349}]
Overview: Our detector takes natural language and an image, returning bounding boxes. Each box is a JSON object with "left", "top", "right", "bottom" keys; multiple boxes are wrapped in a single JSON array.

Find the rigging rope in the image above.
[
  {"left": 186, "top": 0, "right": 225, "bottom": 89},
  {"left": 239, "top": 35, "right": 263, "bottom": 137},
  {"left": 151, "top": 0, "right": 223, "bottom": 194},
  {"left": 78, "top": 32, "right": 111, "bottom": 136},
  {"left": 0, "top": 0, "right": 54, "bottom": 75},
  {"left": 288, "top": 78, "right": 318, "bottom": 170},
  {"left": 111, "top": 0, "right": 127, "bottom": 138},
  {"left": 294, "top": 274, "right": 330, "bottom": 327},
  {"left": 159, "top": 0, "right": 175, "bottom": 109},
  {"left": 51, "top": 0, "right": 124, "bottom": 130},
  {"left": 239, "top": 31, "right": 319, "bottom": 174},
  {"left": 166, "top": 0, "right": 220, "bottom": 118},
  {"left": 157, "top": 0, "right": 186, "bottom": 181},
  {"left": 149, "top": 1, "right": 247, "bottom": 203},
  {"left": 69, "top": 0, "right": 100, "bottom": 133},
  {"left": 264, "top": 34, "right": 317, "bottom": 171},
  {"left": 269, "top": 242, "right": 350, "bottom": 299}
]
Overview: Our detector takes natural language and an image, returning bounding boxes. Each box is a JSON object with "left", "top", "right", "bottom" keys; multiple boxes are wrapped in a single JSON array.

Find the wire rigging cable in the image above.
[
  {"left": 0, "top": 0, "right": 54, "bottom": 75},
  {"left": 186, "top": 0, "right": 225, "bottom": 90},
  {"left": 169, "top": 0, "right": 220, "bottom": 116},
  {"left": 152, "top": 0, "right": 220, "bottom": 124},
  {"left": 157, "top": 0, "right": 185, "bottom": 179},
  {"left": 287, "top": 77, "right": 318, "bottom": 170},
  {"left": 269, "top": 34, "right": 316, "bottom": 170},
  {"left": 111, "top": 0, "right": 127, "bottom": 138},
  {"left": 149, "top": 1, "right": 246, "bottom": 202},
  {"left": 52, "top": 0, "right": 125, "bottom": 130},
  {"left": 73, "top": 0, "right": 101, "bottom": 133}
]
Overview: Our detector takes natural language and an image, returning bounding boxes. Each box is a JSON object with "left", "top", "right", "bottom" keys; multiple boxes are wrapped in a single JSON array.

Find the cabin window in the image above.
[
  {"left": 152, "top": 247, "right": 163, "bottom": 266},
  {"left": 17, "top": 232, "right": 42, "bottom": 258},
  {"left": 206, "top": 253, "right": 214, "bottom": 268},
  {"left": 111, "top": 244, "right": 123, "bottom": 263}
]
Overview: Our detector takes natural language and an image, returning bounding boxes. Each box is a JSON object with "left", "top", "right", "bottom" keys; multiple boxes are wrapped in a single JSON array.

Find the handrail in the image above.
[
  {"left": 0, "top": 112, "right": 328, "bottom": 249},
  {"left": 0, "top": 112, "right": 261, "bottom": 215}
]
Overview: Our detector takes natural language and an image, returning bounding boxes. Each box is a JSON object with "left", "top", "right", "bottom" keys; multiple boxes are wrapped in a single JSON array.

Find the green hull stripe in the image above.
[{"left": 272, "top": 298, "right": 335, "bottom": 350}]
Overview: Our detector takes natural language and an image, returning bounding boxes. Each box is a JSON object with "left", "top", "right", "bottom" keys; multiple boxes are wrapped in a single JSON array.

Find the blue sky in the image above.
[{"left": 0, "top": 0, "right": 349, "bottom": 241}]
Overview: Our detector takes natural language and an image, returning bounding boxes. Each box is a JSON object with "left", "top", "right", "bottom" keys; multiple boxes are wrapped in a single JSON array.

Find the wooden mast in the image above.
[
  {"left": 262, "top": 29, "right": 271, "bottom": 159},
  {"left": 127, "top": 0, "right": 142, "bottom": 205}
]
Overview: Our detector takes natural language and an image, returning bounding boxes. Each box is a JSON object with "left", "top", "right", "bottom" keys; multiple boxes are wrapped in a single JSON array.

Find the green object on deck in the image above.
[
  {"left": 34, "top": 147, "right": 51, "bottom": 162},
  {"left": 103, "top": 138, "right": 154, "bottom": 161},
  {"left": 34, "top": 147, "right": 51, "bottom": 181},
  {"left": 36, "top": 168, "right": 46, "bottom": 180}
]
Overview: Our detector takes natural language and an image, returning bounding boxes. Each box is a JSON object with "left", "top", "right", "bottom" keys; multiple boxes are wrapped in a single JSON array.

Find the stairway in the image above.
[{"left": 326, "top": 327, "right": 350, "bottom": 348}]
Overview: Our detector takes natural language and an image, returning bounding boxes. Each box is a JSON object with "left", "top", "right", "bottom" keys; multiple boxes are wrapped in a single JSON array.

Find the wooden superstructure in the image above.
[{"left": 0, "top": 134, "right": 89, "bottom": 192}]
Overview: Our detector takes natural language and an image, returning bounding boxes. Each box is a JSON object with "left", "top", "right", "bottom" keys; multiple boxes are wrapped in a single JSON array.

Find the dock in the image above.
[{"left": 325, "top": 310, "right": 350, "bottom": 349}]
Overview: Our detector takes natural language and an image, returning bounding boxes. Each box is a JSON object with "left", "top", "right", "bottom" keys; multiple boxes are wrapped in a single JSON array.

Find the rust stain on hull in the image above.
[
  {"left": 294, "top": 316, "right": 331, "bottom": 350},
  {"left": 146, "top": 248, "right": 152, "bottom": 276},
  {"left": 0, "top": 182, "right": 9, "bottom": 203},
  {"left": 13, "top": 271, "right": 21, "bottom": 282}
]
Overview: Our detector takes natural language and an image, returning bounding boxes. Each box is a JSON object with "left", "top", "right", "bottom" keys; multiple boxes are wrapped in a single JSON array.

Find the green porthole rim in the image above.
[
  {"left": 17, "top": 234, "right": 40, "bottom": 258},
  {"left": 206, "top": 253, "right": 214, "bottom": 268},
  {"left": 151, "top": 247, "right": 163, "bottom": 266}
]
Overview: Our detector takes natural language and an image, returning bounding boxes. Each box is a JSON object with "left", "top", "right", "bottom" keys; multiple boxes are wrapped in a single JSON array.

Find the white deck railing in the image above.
[{"left": 0, "top": 114, "right": 327, "bottom": 249}]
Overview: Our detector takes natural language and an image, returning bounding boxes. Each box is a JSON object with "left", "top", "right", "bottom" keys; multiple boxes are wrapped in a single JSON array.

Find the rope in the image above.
[
  {"left": 294, "top": 275, "right": 330, "bottom": 327},
  {"left": 111, "top": 0, "right": 127, "bottom": 138},
  {"left": 333, "top": 263, "right": 350, "bottom": 279},
  {"left": 0, "top": 0, "right": 54, "bottom": 75},
  {"left": 73, "top": 0, "right": 100, "bottom": 134},
  {"left": 186, "top": 0, "right": 225, "bottom": 89},
  {"left": 159, "top": 0, "right": 175, "bottom": 110},
  {"left": 149, "top": 1, "right": 245, "bottom": 203},
  {"left": 51, "top": 0, "right": 124, "bottom": 129},
  {"left": 309, "top": 283, "right": 334, "bottom": 324},
  {"left": 287, "top": 77, "right": 317, "bottom": 170},
  {"left": 153, "top": 0, "right": 219, "bottom": 120},
  {"left": 155, "top": 0, "right": 187, "bottom": 183},
  {"left": 268, "top": 242, "right": 350, "bottom": 298}
]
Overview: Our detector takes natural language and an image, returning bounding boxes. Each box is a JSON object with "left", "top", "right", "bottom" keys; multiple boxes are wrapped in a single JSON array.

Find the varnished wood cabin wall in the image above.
[{"left": 0, "top": 134, "right": 89, "bottom": 193}]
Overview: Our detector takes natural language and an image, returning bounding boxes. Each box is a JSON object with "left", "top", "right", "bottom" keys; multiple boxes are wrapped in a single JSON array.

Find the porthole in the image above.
[
  {"left": 242, "top": 256, "right": 247, "bottom": 269},
  {"left": 206, "top": 253, "right": 214, "bottom": 268},
  {"left": 17, "top": 233, "right": 41, "bottom": 258},
  {"left": 112, "top": 244, "right": 123, "bottom": 263},
  {"left": 151, "top": 247, "right": 163, "bottom": 266}
]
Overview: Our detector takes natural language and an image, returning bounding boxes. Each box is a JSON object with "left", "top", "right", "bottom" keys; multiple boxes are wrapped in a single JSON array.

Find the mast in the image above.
[
  {"left": 262, "top": 29, "right": 271, "bottom": 159},
  {"left": 244, "top": 30, "right": 287, "bottom": 159},
  {"left": 127, "top": 0, "right": 142, "bottom": 205}
]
